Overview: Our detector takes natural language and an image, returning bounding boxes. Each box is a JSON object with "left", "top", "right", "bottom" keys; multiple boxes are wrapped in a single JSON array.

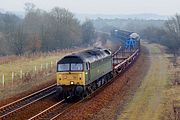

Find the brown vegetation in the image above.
[
  {"left": 0, "top": 3, "right": 95, "bottom": 56},
  {"left": 0, "top": 47, "right": 85, "bottom": 102}
]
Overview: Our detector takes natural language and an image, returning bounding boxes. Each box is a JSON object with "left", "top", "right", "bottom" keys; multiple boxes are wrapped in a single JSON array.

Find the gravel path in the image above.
[
  {"left": 118, "top": 43, "right": 169, "bottom": 120},
  {"left": 90, "top": 45, "right": 150, "bottom": 120}
]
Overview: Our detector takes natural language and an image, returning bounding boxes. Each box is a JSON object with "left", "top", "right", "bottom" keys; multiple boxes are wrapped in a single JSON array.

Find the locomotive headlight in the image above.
[{"left": 70, "top": 81, "right": 74, "bottom": 85}]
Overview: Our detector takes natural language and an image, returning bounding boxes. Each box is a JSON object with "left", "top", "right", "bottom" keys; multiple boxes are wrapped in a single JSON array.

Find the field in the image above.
[
  {"left": 0, "top": 48, "right": 85, "bottom": 101},
  {"left": 162, "top": 55, "right": 180, "bottom": 120}
]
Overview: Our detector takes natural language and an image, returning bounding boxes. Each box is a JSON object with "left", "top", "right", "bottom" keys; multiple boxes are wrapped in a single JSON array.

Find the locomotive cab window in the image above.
[
  {"left": 58, "top": 64, "right": 70, "bottom": 71},
  {"left": 71, "top": 63, "right": 83, "bottom": 71}
]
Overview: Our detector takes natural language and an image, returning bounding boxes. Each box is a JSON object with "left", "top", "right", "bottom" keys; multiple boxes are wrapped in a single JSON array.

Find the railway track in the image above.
[
  {"left": 28, "top": 49, "right": 140, "bottom": 120},
  {"left": 29, "top": 98, "right": 71, "bottom": 120},
  {"left": 29, "top": 70, "right": 129, "bottom": 120},
  {"left": 29, "top": 95, "right": 92, "bottom": 119},
  {"left": 0, "top": 84, "right": 56, "bottom": 119},
  {"left": 0, "top": 42, "right": 139, "bottom": 119}
]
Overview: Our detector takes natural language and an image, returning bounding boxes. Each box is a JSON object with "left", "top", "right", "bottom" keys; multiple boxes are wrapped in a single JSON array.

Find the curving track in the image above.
[
  {"left": 0, "top": 84, "right": 56, "bottom": 119},
  {"left": 0, "top": 36, "right": 140, "bottom": 120},
  {"left": 18, "top": 46, "right": 140, "bottom": 120},
  {"left": 29, "top": 59, "right": 138, "bottom": 120}
]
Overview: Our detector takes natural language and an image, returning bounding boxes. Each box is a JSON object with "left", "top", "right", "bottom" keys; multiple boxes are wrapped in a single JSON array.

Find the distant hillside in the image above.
[
  {"left": 0, "top": 10, "right": 169, "bottom": 21},
  {"left": 75, "top": 13, "right": 168, "bottom": 22},
  {"left": 92, "top": 18, "right": 165, "bottom": 33}
]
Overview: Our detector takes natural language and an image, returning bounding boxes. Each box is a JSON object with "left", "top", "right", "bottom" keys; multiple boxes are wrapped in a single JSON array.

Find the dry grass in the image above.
[
  {"left": 0, "top": 48, "right": 86, "bottom": 84},
  {"left": 159, "top": 57, "right": 180, "bottom": 120},
  {"left": 159, "top": 86, "right": 180, "bottom": 120},
  {"left": 0, "top": 48, "right": 86, "bottom": 100},
  {"left": 0, "top": 56, "right": 57, "bottom": 83},
  {"left": 118, "top": 43, "right": 170, "bottom": 120}
]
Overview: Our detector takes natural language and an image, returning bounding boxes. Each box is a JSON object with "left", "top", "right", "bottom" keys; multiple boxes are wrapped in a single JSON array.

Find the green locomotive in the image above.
[{"left": 56, "top": 48, "right": 113, "bottom": 98}]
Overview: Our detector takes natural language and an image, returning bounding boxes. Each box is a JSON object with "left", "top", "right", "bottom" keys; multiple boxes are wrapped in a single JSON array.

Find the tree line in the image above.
[
  {"left": 93, "top": 18, "right": 165, "bottom": 33},
  {"left": 0, "top": 3, "right": 95, "bottom": 55},
  {"left": 92, "top": 14, "right": 180, "bottom": 63},
  {"left": 141, "top": 14, "right": 180, "bottom": 60}
]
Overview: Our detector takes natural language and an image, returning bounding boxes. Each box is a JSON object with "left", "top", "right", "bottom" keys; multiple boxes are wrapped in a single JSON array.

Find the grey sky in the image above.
[{"left": 0, "top": 0, "right": 180, "bottom": 15}]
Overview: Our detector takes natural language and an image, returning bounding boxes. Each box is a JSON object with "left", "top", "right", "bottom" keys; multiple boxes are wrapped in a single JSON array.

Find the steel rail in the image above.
[
  {"left": 0, "top": 84, "right": 56, "bottom": 119},
  {"left": 51, "top": 48, "right": 140, "bottom": 120},
  {"left": 28, "top": 48, "right": 140, "bottom": 120},
  {"left": 29, "top": 98, "right": 68, "bottom": 120}
]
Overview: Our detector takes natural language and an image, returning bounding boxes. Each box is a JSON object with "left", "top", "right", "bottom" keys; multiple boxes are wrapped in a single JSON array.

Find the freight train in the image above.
[{"left": 56, "top": 31, "right": 140, "bottom": 98}]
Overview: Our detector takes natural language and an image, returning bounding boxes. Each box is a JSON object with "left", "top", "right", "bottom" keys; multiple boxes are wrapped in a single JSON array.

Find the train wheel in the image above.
[
  {"left": 82, "top": 90, "right": 88, "bottom": 98},
  {"left": 92, "top": 82, "right": 97, "bottom": 90}
]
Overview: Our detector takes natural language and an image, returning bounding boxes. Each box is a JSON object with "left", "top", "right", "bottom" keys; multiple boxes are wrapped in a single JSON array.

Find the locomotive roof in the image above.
[{"left": 58, "top": 48, "right": 111, "bottom": 64}]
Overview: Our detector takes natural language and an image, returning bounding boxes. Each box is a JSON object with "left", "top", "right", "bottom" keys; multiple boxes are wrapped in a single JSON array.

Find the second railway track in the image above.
[{"left": 0, "top": 84, "right": 56, "bottom": 119}]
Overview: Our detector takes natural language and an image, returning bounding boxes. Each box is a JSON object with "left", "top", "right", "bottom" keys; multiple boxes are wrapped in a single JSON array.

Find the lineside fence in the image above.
[
  {"left": 0, "top": 59, "right": 58, "bottom": 90},
  {"left": 0, "top": 47, "right": 87, "bottom": 90}
]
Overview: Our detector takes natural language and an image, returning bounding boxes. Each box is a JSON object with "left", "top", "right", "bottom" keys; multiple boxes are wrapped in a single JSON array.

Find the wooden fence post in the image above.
[
  {"left": 2, "top": 74, "right": 5, "bottom": 87},
  {"left": 20, "top": 70, "right": 23, "bottom": 79},
  {"left": 46, "top": 63, "right": 48, "bottom": 69},
  {"left": 34, "top": 66, "right": 37, "bottom": 72},
  {"left": 51, "top": 61, "right": 53, "bottom": 68},
  {"left": 41, "top": 64, "right": 43, "bottom": 71},
  {"left": 12, "top": 72, "right": 14, "bottom": 85}
]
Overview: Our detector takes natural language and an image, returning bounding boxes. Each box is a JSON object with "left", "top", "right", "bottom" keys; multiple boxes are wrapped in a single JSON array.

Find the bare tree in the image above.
[
  {"left": 28, "top": 33, "right": 41, "bottom": 53},
  {"left": 165, "top": 14, "right": 180, "bottom": 63},
  {"left": 7, "top": 25, "right": 26, "bottom": 55},
  {"left": 24, "top": 2, "right": 36, "bottom": 13},
  {"left": 0, "top": 6, "right": 89, "bottom": 55},
  {"left": 0, "top": 32, "right": 7, "bottom": 55},
  {"left": 49, "top": 7, "right": 82, "bottom": 49},
  {"left": 82, "top": 19, "right": 95, "bottom": 44}
]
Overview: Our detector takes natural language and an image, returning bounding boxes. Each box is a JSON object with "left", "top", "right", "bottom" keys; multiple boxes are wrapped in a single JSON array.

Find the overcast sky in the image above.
[{"left": 0, "top": 0, "right": 180, "bottom": 15}]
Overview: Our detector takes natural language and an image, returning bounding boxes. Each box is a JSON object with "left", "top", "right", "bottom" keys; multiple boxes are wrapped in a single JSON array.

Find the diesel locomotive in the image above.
[
  {"left": 56, "top": 48, "right": 113, "bottom": 98},
  {"left": 56, "top": 31, "right": 140, "bottom": 98}
]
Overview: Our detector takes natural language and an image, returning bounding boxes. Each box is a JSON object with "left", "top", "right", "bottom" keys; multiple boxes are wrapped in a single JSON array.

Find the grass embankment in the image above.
[
  {"left": 118, "top": 43, "right": 170, "bottom": 120},
  {"left": 0, "top": 48, "right": 84, "bottom": 101},
  {"left": 160, "top": 56, "right": 180, "bottom": 120},
  {"left": 0, "top": 55, "right": 58, "bottom": 82}
]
